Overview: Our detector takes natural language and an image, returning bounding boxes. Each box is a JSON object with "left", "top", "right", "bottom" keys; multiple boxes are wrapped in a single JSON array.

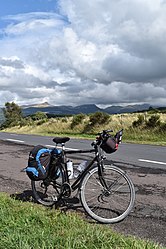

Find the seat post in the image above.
[{"left": 61, "top": 143, "right": 65, "bottom": 150}]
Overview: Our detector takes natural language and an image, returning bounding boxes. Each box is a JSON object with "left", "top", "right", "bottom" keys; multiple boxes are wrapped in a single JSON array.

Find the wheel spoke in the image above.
[
  {"left": 80, "top": 165, "right": 135, "bottom": 223},
  {"left": 32, "top": 166, "right": 64, "bottom": 206}
]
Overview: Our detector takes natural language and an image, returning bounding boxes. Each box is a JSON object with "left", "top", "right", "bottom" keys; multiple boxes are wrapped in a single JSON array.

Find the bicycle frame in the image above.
[
  {"left": 58, "top": 146, "right": 104, "bottom": 192},
  {"left": 49, "top": 128, "right": 123, "bottom": 197}
]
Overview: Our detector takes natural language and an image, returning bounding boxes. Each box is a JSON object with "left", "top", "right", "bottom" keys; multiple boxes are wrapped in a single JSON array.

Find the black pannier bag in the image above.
[
  {"left": 100, "top": 129, "right": 123, "bottom": 154},
  {"left": 25, "top": 145, "right": 52, "bottom": 181}
]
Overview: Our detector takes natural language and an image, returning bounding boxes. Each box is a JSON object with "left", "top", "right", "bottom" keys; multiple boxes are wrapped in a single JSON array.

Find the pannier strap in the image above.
[
  {"left": 26, "top": 167, "right": 39, "bottom": 177},
  {"left": 36, "top": 148, "right": 51, "bottom": 174},
  {"left": 53, "top": 137, "right": 70, "bottom": 144}
]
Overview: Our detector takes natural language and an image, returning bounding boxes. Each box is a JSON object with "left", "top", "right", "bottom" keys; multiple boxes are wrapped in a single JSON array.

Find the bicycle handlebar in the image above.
[
  {"left": 91, "top": 128, "right": 123, "bottom": 148},
  {"left": 97, "top": 129, "right": 113, "bottom": 135},
  {"left": 91, "top": 129, "right": 113, "bottom": 147}
]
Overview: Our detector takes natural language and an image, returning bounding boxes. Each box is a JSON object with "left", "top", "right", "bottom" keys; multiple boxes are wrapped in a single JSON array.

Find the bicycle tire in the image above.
[
  {"left": 31, "top": 166, "right": 64, "bottom": 206},
  {"left": 80, "top": 164, "right": 135, "bottom": 223}
]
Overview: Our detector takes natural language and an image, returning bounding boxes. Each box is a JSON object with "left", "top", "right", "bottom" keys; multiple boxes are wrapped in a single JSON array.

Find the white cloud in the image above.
[
  {"left": 0, "top": 0, "right": 166, "bottom": 107},
  {"left": 3, "top": 12, "right": 66, "bottom": 35}
]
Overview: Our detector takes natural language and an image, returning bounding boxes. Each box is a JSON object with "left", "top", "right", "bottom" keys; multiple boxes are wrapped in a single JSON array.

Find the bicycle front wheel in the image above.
[{"left": 80, "top": 164, "right": 135, "bottom": 224}]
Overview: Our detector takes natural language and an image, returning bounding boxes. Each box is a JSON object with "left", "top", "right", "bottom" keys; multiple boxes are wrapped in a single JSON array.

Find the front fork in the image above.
[
  {"left": 97, "top": 153, "right": 108, "bottom": 190},
  {"left": 98, "top": 160, "right": 127, "bottom": 198}
]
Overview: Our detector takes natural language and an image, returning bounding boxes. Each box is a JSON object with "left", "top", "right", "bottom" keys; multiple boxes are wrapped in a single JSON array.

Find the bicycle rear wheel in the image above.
[
  {"left": 80, "top": 164, "right": 135, "bottom": 223},
  {"left": 31, "top": 166, "right": 64, "bottom": 206}
]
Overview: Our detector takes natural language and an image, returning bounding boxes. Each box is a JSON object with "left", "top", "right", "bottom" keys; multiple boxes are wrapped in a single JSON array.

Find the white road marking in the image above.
[
  {"left": 45, "top": 144, "right": 55, "bottom": 148},
  {"left": 138, "top": 159, "right": 166, "bottom": 165},
  {"left": 6, "top": 139, "right": 25, "bottom": 143},
  {"left": 45, "top": 144, "right": 79, "bottom": 151},
  {"left": 64, "top": 147, "right": 79, "bottom": 151},
  {"left": 9, "top": 133, "right": 19, "bottom": 136}
]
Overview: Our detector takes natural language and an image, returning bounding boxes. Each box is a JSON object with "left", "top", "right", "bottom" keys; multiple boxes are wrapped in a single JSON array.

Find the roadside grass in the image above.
[
  {"left": 0, "top": 192, "right": 164, "bottom": 249},
  {"left": 123, "top": 128, "right": 166, "bottom": 146},
  {"left": 1, "top": 113, "right": 166, "bottom": 145}
]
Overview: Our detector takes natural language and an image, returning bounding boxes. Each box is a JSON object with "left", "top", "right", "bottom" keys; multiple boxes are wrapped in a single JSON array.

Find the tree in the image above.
[{"left": 2, "top": 102, "right": 23, "bottom": 128}]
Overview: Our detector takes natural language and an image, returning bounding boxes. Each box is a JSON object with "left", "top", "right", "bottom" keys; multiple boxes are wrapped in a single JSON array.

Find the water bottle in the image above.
[
  {"left": 67, "top": 160, "right": 73, "bottom": 179},
  {"left": 74, "top": 160, "right": 87, "bottom": 178}
]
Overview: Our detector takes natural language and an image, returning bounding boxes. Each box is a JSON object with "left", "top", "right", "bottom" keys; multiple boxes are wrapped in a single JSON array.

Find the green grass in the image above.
[
  {"left": 123, "top": 128, "right": 166, "bottom": 146},
  {"left": 0, "top": 192, "right": 164, "bottom": 249}
]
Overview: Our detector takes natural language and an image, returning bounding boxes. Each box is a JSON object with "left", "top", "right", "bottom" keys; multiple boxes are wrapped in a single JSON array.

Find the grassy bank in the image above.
[
  {"left": 2, "top": 113, "right": 166, "bottom": 145},
  {"left": 0, "top": 192, "right": 163, "bottom": 249}
]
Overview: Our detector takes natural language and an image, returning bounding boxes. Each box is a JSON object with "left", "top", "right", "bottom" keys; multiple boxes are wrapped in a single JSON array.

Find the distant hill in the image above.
[
  {"left": 22, "top": 104, "right": 101, "bottom": 116},
  {"left": 21, "top": 103, "right": 152, "bottom": 117},
  {"left": 0, "top": 103, "right": 165, "bottom": 124},
  {"left": 155, "top": 107, "right": 166, "bottom": 113},
  {"left": 104, "top": 104, "right": 151, "bottom": 114}
]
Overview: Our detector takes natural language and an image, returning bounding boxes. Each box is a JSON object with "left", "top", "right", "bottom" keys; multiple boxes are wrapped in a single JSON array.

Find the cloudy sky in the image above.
[{"left": 0, "top": 0, "right": 166, "bottom": 107}]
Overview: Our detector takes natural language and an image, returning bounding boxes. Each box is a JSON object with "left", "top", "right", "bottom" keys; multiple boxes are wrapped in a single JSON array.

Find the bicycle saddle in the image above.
[{"left": 53, "top": 137, "right": 70, "bottom": 144}]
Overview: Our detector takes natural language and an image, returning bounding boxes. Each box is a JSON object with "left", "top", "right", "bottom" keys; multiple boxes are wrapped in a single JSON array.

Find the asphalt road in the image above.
[
  {"left": 0, "top": 132, "right": 166, "bottom": 170},
  {"left": 0, "top": 132, "right": 166, "bottom": 246}
]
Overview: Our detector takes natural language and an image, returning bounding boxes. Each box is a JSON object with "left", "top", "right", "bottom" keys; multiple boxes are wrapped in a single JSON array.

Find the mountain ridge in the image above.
[
  {"left": 0, "top": 103, "right": 165, "bottom": 124},
  {"left": 21, "top": 103, "right": 152, "bottom": 116}
]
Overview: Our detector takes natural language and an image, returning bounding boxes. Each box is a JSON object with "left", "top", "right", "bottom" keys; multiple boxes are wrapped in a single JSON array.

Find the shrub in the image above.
[
  {"left": 132, "top": 115, "right": 144, "bottom": 128},
  {"left": 159, "top": 122, "right": 166, "bottom": 132},
  {"left": 84, "top": 112, "right": 110, "bottom": 133},
  {"left": 146, "top": 114, "right": 161, "bottom": 128},
  {"left": 36, "top": 119, "right": 47, "bottom": 126},
  {"left": 25, "top": 116, "right": 34, "bottom": 126},
  {"left": 31, "top": 112, "right": 48, "bottom": 121},
  {"left": 62, "top": 117, "right": 68, "bottom": 123},
  {"left": 71, "top": 113, "right": 85, "bottom": 129},
  {"left": 89, "top": 112, "right": 110, "bottom": 126}
]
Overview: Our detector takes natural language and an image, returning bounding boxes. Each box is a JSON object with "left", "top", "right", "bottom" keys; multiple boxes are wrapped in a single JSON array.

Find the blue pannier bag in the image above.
[{"left": 25, "top": 145, "right": 52, "bottom": 181}]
